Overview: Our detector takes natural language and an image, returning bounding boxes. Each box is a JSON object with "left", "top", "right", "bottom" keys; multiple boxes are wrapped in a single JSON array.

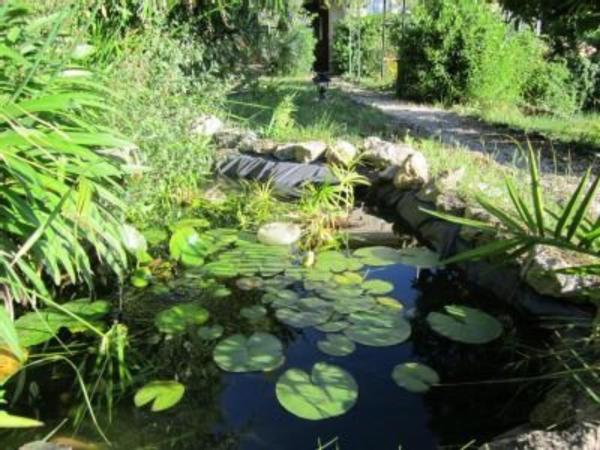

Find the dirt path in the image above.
[{"left": 336, "top": 81, "right": 598, "bottom": 177}]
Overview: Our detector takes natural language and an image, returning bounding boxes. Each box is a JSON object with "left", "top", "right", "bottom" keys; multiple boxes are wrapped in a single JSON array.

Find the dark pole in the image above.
[{"left": 381, "top": 0, "right": 387, "bottom": 78}]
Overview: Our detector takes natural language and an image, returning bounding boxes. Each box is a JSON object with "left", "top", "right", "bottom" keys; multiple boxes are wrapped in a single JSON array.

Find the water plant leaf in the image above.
[
  {"left": 0, "top": 411, "right": 43, "bottom": 428},
  {"left": 333, "top": 272, "right": 363, "bottom": 285},
  {"left": 275, "top": 308, "right": 326, "bottom": 328},
  {"left": 332, "top": 296, "right": 377, "bottom": 314},
  {"left": 376, "top": 297, "right": 403, "bottom": 310},
  {"left": 392, "top": 363, "right": 439, "bottom": 393},
  {"left": 197, "top": 325, "right": 224, "bottom": 340},
  {"left": 155, "top": 304, "right": 209, "bottom": 335},
  {"left": 134, "top": 380, "right": 185, "bottom": 412},
  {"left": 15, "top": 300, "right": 110, "bottom": 347},
  {"left": 362, "top": 279, "right": 394, "bottom": 295},
  {"left": 354, "top": 246, "right": 440, "bottom": 268},
  {"left": 344, "top": 316, "right": 411, "bottom": 347},
  {"left": 240, "top": 305, "right": 267, "bottom": 322},
  {"left": 213, "top": 332, "right": 284, "bottom": 373},
  {"left": 426, "top": 305, "right": 502, "bottom": 344},
  {"left": 315, "top": 321, "right": 350, "bottom": 333},
  {"left": 317, "top": 334, "right": 356, "bottom": 357},
  {"left": 275, "top": 363, "right": 358, "bottom": 420}
]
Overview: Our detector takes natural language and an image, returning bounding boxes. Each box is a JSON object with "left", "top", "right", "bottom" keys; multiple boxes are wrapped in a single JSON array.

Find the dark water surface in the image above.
[{"left": 1, "top": 263, "right": 542, "bottom": 450}]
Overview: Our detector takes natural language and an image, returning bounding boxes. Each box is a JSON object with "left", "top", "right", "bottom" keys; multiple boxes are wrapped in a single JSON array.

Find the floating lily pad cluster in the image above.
[
  {"left": 170, "top": 227, "right": 239, "bottom": 267},
  {"left": 155, "top": 304, "right": 209, "bottom": 335}
]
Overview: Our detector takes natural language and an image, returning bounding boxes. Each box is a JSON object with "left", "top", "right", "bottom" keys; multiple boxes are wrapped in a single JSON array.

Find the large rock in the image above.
[
  {"left": 362, "top": 136, "right": 417, "bottom": 168},
  {"left": 524, "top": 245, "right": 600, "bottom": 299},
  {"left": 257, "top": 222, "right": 302, "bottom": 246},
  {"left": 393, "top": 152, "right": 429, "bottom": 190},
  {"left": 213, "top": 129, "right": 259, "bottom": 152},
  {"left": 274, "top": 141, "right": 327, "bottom": 163},
  {"left": 416, "top": 168, "right": 466, "bottom": 215},
  {"left": 483, "top": 422, "right": 600, "bottom": 450},
  {"left": 190, "top": 115, "right": 224, "bottom": 137},
  {"left": 326, "top": 140, "right": 358, "bottom": 166}
]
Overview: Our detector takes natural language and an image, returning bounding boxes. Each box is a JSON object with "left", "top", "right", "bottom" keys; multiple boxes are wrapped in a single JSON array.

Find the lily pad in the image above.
[
  {"left": 197, "top": 325, "right": 224, "bottom": 340},
  {"left": 240, "top": 305, "right": 267, "bottom": 322},
  {"left": 344, "top": 317, "right": 411, "bottom": 347},
  {"left": 353, "top": 246, "right": 404, "bottom": 266},
  {"left": 314, "top": 251, "right": 363, "bottom": 273},
  {"left": 134, "top": 380, "right": 185, "bottom": 412},
  {"left": 392, "top": 363, "right": 439, "bottom": 393},
  {"left": 155, "top": 304, "right": 209, "bottom": 334},
  {"left": 395, "top": 247, "right": 441, "bottom": 268},
  {"left": 275, "top": 308, "right": 326, "bottom": 328},
  {"left": 297, "top": 297, "right": 334, "bottom": 313},
  {"left": 332, "top": 296, "right": 377, "bottom": 314},
  {"left": 362, "top": 279, "right": 394, "bottom": 295},
  {"left": 315, "top": 321, "right": 350, "bottom": 333},
  {"left": 276, "top": 363, "right": 358, "bottom": 420},
  {"left": 213, "top": 332, "right": 284, "bottom": 372},
  {"left": 317, "top": 334, "right": 356, "bottom": 357},
  {"left": 426, "top": 305, "right": 502, "bottom": 344},
  {"left": 376, "top": 297, "right": 404, "bottom": 310},
  {"left": 333, "top": 272, "right": 363, "bottom": 286}
]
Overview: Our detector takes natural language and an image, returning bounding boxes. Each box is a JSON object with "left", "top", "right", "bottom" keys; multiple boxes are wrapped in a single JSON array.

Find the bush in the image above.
[
  {"left": 273, "top": 21, "right": 316, "bottom": 76},
  {"left": 333, "top": 14, "right": 400, "bottom": 78},
  {"left": 397, "top": 0, "right": 581, "bottom": 116}
]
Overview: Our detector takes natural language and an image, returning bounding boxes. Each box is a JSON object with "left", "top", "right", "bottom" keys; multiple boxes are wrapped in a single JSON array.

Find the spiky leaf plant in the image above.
[{"left": 0, "top": 2, "right": 129, "bottom": 309}]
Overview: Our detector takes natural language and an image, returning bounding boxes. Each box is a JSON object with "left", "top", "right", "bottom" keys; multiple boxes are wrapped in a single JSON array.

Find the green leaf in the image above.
[
  {"left": 0, "top": 411, "right": 43, "bottom": 428},
  {"left": 0, "top": 308, "right": 25, "bottom": 362},
  {"left": 392, "top": 362, "right": 439, "bottom": 393},
  {"left": 197, "top": 325, "right": 224, "bottom": 340},
  {"left": 554, "top": 168, "right": 590, "bottom": 239},
  {"left": 155, "top": 304, "right": 209, "bottom": 335},
  {"left": 566, "top": 173, "right": 599, "bottom": 242},
  {"left": 134, "top": 381, "right": 185, "bottom": 412},
  {"left": 276, "top": 363, "right": 358, "bottom": 420},
  {"left": 344, "top": 315, "right": 411, "bottom": 347},
  {"left": 240, "top": 305, "right": 267, "bottom": 322},
  {"left": 527, "top": 145, "right": 545, "bottom": 236},
  {"left": 427, "top": 305, "right": 502, "bottom": 344},
  {"left": 213, "top": 332, "right": 284, "bottom": 373},
  {"left": 362, "top": 279, "right": 394, "bottom": 295},
  {"left": 317, "top": 334, "right": 356, "bottom": 357}
]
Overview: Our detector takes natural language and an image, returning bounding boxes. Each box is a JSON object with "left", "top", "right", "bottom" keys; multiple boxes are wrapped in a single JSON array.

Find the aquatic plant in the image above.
[
  {"left": 317, "top": 334, "right": 356, "bottom": 357},
  {"left": 213, "top": 332, "right": 285, "bottom": 373},
  {"left": 275, "top": 363, "right": 358, "bottom": 420},
  {"left": 426, "top": 305, "right": 503, "bottom": 345},
  {"left": 134, "top": 380, "right": 185, "bottom": 412},
  {"left": 154, "top": 304, "right": 210, "bottom": 335},
  {"left": 391, "top": 363, "right": 440, "bottom": 393}
]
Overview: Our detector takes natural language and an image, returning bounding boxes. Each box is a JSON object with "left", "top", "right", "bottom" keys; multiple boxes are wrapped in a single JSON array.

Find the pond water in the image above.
[{"left": 1, "top": 242, "right": 544, "bottom": 450}]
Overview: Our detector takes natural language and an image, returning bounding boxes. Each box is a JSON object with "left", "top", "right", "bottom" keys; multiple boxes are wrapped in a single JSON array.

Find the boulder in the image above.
[
  {"left": 362, "top": 136, "right": 417, "bottom": 168},
  {"left": 257, "top": 222, "right": 302, "bottom": 246},
  {"left": 523, "top": 245, "right": 600, "bottom": 299},
  {"left": 393, "top": 152, "right": 429, "bottom": 190},
  {"left": 253, "top": 139, "right": 278, "bottom": 155},
  {"left": 274, "top": 141, "right": 327, "bottom": 163},
  {"left": 482, "top": 422, "right": 600, "bottom": 450},
  {"left": 326, "top": 140, "right": 358, "bottom": 166},
  {"left": 190, "top": 115, "right": 224, "bottom": 137},
  {"left": 416, "top": 168, "right": 466, "bottom": 215},
  {"left": 213, "top": 129, "right": 259, "bottom": 152}
]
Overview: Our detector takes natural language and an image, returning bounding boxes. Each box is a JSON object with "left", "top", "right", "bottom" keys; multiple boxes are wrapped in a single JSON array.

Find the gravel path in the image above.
[{"left": 337, "top": 82, "right": 599, "bottom": 177}]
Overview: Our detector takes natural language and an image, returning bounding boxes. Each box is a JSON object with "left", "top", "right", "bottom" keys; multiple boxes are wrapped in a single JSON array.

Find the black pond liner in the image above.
[{"left": 217, "top": 152, "right": 593, "bottom": 322}]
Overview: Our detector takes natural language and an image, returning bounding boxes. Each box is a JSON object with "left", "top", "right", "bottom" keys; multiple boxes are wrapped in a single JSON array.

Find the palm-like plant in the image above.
[
  {"left": 1, "top": 2, "right": 129, "bottom": 312},
  {"left": 424, "top": 144, "right": 599, "bottom": 277}
]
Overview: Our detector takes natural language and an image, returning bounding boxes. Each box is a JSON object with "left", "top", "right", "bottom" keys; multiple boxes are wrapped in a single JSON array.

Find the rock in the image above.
[
  {"left": 274, "top": 141, "right": 327, "bottom": 163},
  {"left": 362, "top": 137, "right": 417, "bottom": 168},
  {"left": 416, "top": 168, "right": 466, "bottom": 215},
  {"left": 252, "top": 139, "right": 278, "bottom": 155},
  {"left": 213, "top": 129, "right": 259, "bottom": 152},
  {"left": 393, "top": 152, "right": 429, "bottom": 190},
  {"left": 190, "top": 115, "right": 224, "bottom": 137},
  {"left": 20, "top": 443, "right": 70, "bottom": 450},
  {"left": 257, "top": 222, "right": 302, "bottom": 246},
  {"left": 459, "top": 205, "right": 501, "bottom": 244},
  {"left": 482, "top": 422, "right": 600, "bottom": 450},
  {"left": 326, "top": 140, "right": 358, "bottom": 166},
  {"left": 524, "top": 245, "right": 600, "bottom": 299}
]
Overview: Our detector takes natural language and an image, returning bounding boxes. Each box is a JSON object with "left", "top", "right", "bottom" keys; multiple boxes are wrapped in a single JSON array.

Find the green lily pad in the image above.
[
  {"left": 314, "top": 251, "right": 363, "bottom": 273},
  {"left": 236, "top": 277, "right": 264, "bottom": 291},
  {"left": 134, "top": 380, "right": 185, "bottom": 412},
  {"left": 317, "top": 334, "right": 356, "bottom": 357},
  {"left": 332, "top": 296, "right": 378, "bottom": 314},
  {"left": 376, "top": 297, "right": 404, "bottom": 310},
  {"left": 203, "top": 261, "right": 239, "bottom": 278},
  {"left": 344, "top": 316, "right": 411, "bottom": 347},
  {"left": 426, "top": 305, "right": 502, "bottom": 344},
  {"left": 297, "top": 297, "right": 334, "bottom": 313},
  {"left": 395, "top": 247, "right": 441, "bottom": 268},
  {"left": 197, "top": 325, "right": 224, "bottom": 340},
  {"left": 275, "top": 308, "right": 326, "bottom": 328},
  {"left": 155, "top": 304, "right": 209, "bottom": 334},
  {"left": 276, "top": 363, "right": 358, "bottom": 420},
  {"left": 391, "top": 363, "right": 439, "bottom": 393},
  {"left": 315, "top": 321, "right": 350, "bottom": 333},
  {"left": 362, "top": 279, "right": 394, "bottom": 295},
  {"left": 333, "top": 272, "right": 363, "bottom": 286},
  {"left": 15, "top": 299, "right": 111, "bottom": 347},
  {"left": 240, "top": 305, "right": 267, "bottom": 322},
  {"left": 213, "top": 332, "right": 284, "bottom": 372},
  {"left": 348, "top": 309, "right": 401, "bottom": 328},
  {"left": 353, "top": 246, "right": 404, "bottom": 266}
]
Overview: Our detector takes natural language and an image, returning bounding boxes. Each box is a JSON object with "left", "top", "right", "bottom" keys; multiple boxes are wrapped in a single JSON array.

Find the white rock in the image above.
[
  {"left": 274, "top": 141, "right": 327, "bottom": 163},
  {"left": 362, "top": 136, "right": 416, "bottom": 168},
  {"left": 190, "top": 115, "right": 224, "bottom": 137},
  {"left": 393, "top": 152, "right": 429, "bottom": 189},
  {"left": 257, "top": 222, "right": 302, "bottom": 246},
  {"left": 326, "top": 140, "right": 358, "bottom": 166}
]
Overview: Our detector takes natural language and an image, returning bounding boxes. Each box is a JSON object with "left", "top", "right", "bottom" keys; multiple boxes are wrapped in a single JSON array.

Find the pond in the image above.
[{"left": 1, "top": 233, "right": 545, "bottom": 450}]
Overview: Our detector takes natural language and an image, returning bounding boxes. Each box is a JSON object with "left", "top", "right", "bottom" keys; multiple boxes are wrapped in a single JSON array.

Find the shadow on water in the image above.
[{"left": 0, "top": 255, "right": 549, "bottom": 450}]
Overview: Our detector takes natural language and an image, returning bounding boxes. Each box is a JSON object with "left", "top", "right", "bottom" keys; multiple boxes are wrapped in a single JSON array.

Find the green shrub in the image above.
[
  {"left": 397, "top": 0, "right": 581, "bottom": 116},
  {"left": 273, "top": 21, "right": 316, "bottom": 76},
  {"left": 333, "top": 14, "right": 400, "bottom": 78}
]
